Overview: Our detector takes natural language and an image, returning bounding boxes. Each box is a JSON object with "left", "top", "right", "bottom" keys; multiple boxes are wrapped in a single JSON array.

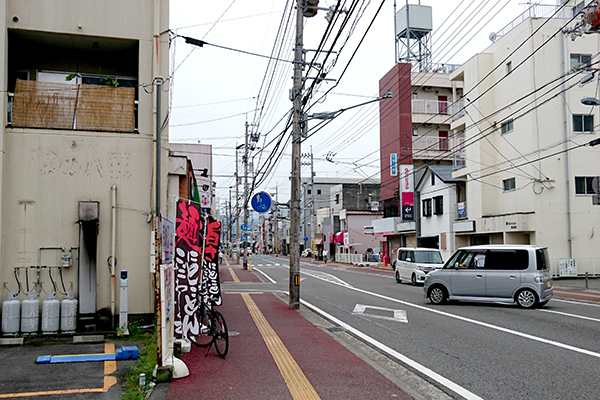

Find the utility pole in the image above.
[
  {"left": 274, "top": 184, "right": 279, "bottom": 255},
  {"left": 289, "top": 0, "right": 304, "bottom": 310},
  {"left": 235, "top": 147, "right": 240, "bottom": 265},
  {"left": 243, "top": 121, "right": 249, "bottom": 269},
  {"left": 301, "top": 147, "right": 315, "bottom": 255},
  {"left": 229, "top": 189, "right": 232, "bottom": 250}
]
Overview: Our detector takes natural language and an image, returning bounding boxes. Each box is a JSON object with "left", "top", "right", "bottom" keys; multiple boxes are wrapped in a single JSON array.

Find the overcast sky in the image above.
[{"left": 168, "top": 0, "right": 532, "bottom": 209}]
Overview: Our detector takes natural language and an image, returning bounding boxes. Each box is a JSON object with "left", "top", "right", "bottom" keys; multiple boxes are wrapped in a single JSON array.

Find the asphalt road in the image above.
[{"left": 248, "top": 254, "right": 600, "bottom": 400}]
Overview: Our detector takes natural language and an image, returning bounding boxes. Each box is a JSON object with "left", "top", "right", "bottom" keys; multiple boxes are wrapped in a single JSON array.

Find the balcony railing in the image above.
[
  {"left": 411, "top": 62, "right": 461, "bottom": 74},
  {"left": 413, "top": 135, "right": 452, "bottom": 153},
  {"left": 451, "top": 98, "right": 465, "bottom": 121},
  {"left": 8, "top": 80, "right": 138, "bottom": 133},
  {"left": 412, "top": 99, "right": 449, "bottom": 115},
  {"left": 412, "top": 99, "right": 466, "bottom": 123},
  {"left": 491, "top": 4, "right": 573, "bottom": 42}
]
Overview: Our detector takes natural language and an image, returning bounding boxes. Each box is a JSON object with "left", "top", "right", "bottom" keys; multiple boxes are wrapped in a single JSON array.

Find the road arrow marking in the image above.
[{"left": 352, "top": 304, "right": 408, "bottom": 323}]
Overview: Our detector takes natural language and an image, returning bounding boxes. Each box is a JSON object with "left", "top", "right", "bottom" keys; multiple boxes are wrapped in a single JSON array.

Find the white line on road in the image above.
[
  {"left": 302, "top": 269, "right": 600, "bottom": 360},
  {"left": 352, "top": 304, "right": 408, "bottom": 323},
  {"left": 257, "top": 268, "right": 481, "bottom": 400},
  {"left": 253, "top": 268, "right": 276, "bottom": 284},
  {"left": 301, "top": 299, "right": 483, "bottom": 400},
  {"left": 538, "top": 308, "right": 600, "bottom": 322},
  {"left": 553, "top": 298, "right": 600, "bottom": 308}
]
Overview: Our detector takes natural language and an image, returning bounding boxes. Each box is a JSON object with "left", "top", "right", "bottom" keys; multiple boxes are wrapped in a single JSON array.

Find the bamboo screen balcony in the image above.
[{"left": 11, "top": 79, "right": 135, "bottom": 133}]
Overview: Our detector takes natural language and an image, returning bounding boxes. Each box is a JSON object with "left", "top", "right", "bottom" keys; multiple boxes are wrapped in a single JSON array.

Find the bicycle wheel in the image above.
[
  {"left": 212, "top": 311, "right": 229, "bottom": 358},
  {"left": 190, "top": 309, "right": 213, "bottom": 348}
]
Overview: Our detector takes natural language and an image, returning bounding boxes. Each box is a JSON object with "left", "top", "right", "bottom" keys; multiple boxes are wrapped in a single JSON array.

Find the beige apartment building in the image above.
[
  {"left": 0, "top": 0, "right": 170, "bottom": 330},
  {"left": 450, "top": 1, "right": 600, "bottom": 276}
]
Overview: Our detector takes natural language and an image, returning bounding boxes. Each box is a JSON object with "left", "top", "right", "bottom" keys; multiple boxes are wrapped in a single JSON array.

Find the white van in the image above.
[{"left": 394, "top": 248, "right": 444, "bottom": 285}]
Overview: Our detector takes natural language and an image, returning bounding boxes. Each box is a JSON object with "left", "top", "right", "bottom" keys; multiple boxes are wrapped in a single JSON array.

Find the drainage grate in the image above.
[{"left": 326, "top": 327, "right": 343, "bottom": 333}]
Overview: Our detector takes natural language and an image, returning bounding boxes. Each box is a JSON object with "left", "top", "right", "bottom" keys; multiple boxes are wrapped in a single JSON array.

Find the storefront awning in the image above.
[{"left": 314, "top": 238, "right": 323, "bottom": 245}]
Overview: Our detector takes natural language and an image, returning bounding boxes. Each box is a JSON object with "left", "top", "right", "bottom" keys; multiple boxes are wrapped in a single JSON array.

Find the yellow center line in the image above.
[
  {"left": 241, "top": 293, "right": 321, "bottom": 400},
  {"left": 229, "top": 268, "right": 241, "bottom": 283}
]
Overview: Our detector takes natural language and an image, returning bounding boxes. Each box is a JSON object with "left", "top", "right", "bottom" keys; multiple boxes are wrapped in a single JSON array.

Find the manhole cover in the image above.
[{"left": 228, "top": 331, "right": 240, "bottom": 336}]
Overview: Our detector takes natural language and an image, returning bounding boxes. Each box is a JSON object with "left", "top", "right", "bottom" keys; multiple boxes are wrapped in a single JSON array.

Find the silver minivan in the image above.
[{"left": 423, "top": 245, "right": 553, "bottom": 308}]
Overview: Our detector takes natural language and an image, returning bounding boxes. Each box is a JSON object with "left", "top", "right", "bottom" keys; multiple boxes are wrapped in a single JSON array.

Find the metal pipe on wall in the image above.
[{"left": 110, "top": 185, "right": 117, "bottom": 329}]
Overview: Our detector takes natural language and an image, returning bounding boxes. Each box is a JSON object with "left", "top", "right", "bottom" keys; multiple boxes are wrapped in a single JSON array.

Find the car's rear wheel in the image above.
[
  {"left": 395, "top": 270, "right": 402, "bottom": 284},
  {"left": 428, "top": 286, "right": 447, "bottom": 304},
  {"left": 516, "top": 289, "right": 537, "bottom": 309}
]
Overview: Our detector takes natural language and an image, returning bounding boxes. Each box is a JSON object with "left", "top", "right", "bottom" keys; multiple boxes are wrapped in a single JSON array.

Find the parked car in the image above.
[
  {"left": 364, "top": 248, "right": 380, "bottom": 262},
  {"left": 301, "top": 249, "right": 312, "bottom": 257},
  {"left": 423, "top": 245, "right": 553, "bottom": 309},
  {"left": 394, "top": 248, "right": 444, "bottom": 285}
]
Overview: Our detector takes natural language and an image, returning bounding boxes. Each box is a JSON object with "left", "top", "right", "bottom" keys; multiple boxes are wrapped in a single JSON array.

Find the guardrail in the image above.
[{"left": 335, "top": 253, "right": 363, "bottom": 264}]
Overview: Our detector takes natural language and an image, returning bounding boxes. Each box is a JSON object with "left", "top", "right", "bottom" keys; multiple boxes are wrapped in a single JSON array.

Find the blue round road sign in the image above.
[{"left": 251, "top": 192, "right": 272, "bottom": 213}]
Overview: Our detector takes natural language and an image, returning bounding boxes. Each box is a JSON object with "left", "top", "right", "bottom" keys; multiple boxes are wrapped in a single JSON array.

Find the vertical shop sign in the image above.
[
  {"left": 174, "top": 201, "right": 202, "bottom": 339},
  {"left": 199, "top": 215, "right": 222, "bottom": 306},
  {"left": 400, "top": 164, "right": 414, "bottom": 221}
]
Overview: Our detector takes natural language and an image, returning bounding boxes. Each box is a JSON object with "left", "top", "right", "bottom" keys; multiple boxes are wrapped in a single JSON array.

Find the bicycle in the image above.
[{"left": 190, "top": 298, "right": 229, "bottom": 358}]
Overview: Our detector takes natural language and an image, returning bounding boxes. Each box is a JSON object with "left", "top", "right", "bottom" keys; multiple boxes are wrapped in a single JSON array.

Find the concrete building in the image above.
[
  {"left": 0, "top": 0, "right": 170, "bottom": 329},
  {"left": 169, "top": 143, "right": 214, "bottom": 214},
  {"left": 301, "top": 176, "right": 379, "bottom": 253},
  {"left": 450, "top": 1, "right": 600, "bottom": 276},
  {"left": 375, "top": 62, "right": 462, "bottom": 264},
  {"left": 416, "top": 165, "right": 465, "bottom": 262}
]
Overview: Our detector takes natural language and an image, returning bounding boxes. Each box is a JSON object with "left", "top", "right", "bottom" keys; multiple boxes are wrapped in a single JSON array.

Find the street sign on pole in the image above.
[{"left": 251, "top": 192, "right": 272, "bottom": 213}]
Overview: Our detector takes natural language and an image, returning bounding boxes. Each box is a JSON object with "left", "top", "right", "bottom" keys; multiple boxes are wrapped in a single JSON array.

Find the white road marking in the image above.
[
  {"left": 538, "top": 308, "right": 600, "bottom": 323},
  {"left": 553, "top": 298, "right": 600, "bottom": 308},
  {"left": 302, "top": 269, "right": 352, "bottom": 287},
  {"left": 302, "top": 299, "right": 483, "bottom": 400},
  {"left": 257, "top": 267, "right": 482, "bottom": 399},
  {"left": 253, "top": 268, "right": 276, "bottom": 284},
  {"left": 352, "top": 304, "right": 408, "bottom": 323},
  {"left": 307, "top": 273, "right": 600, "bottom": 360},
  {"left": 258, "top": 263, "right": 600, "bottom": 398}
]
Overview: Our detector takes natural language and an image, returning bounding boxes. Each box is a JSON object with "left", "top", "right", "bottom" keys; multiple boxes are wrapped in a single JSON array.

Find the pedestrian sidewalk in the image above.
[{"left": 158, "top": 261, "right": 435, "bottom": 400}]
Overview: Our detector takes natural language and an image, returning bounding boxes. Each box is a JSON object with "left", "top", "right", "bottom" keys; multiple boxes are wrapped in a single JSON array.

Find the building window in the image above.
[
  {"left": 570, "top": 53, "right": 592, "bottom": 70},
  {"left": 501, "top": 119, "right": 514, "bottom": 134},
  {"left": 335, "top": 194, "right": 340, "bottom": 204},
  {"left": 434, "top": 196, "right": 444, "bottom": 215},
  {"left": 431, "top": 173, "right": 435, "bottom": 186},
  {"left": 573, "top": 114, "right": 594, "bottom": 133},
  {"left": 506, "top": 61, "right": 512, "bottom": 74},
  {"left": 307, "top": 189, "right": 311, "bottom": 195},
  {"left": 503, "top": 178, "right": 516, "bottom": 191},
  {"left": 317, "top": 189, "right": 322, "bottom": 195},
  {"left": 575, "top": 176, "right": 597, "bottom": 195},
  {"left": 422, "top": 198, "right": 432, "bottom": 217}
]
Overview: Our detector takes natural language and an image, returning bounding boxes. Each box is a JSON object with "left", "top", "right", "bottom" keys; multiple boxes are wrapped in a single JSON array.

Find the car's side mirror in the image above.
[{"left": 406, "top": 258, "right": 412, "bottom": 262}]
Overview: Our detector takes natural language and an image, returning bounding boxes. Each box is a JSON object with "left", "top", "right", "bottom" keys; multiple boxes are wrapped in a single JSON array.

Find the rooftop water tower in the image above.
[{"left": 395, "top": 2, "right": 433, "bottom": 71}]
